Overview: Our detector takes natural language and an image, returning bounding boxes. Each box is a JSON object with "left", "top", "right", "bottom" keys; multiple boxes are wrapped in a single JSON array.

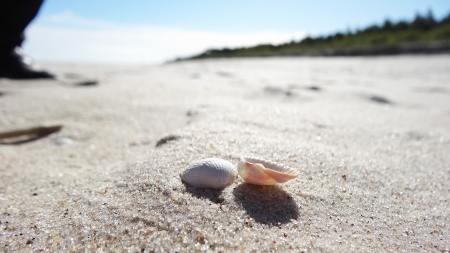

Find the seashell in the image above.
[
  {"left": 54, "top": 137, "right": 73, "bottom": 146},
  {"left": 237, "top": 157, "right": 298, "bottom": 185},
  {"left": 182, "top": 158, "right": 237, "bottom": 189}
]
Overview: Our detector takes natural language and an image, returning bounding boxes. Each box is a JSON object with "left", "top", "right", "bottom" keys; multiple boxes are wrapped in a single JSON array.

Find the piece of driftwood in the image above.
[{"left": 0, "top": 125, "right": 62, "bottom": 140}]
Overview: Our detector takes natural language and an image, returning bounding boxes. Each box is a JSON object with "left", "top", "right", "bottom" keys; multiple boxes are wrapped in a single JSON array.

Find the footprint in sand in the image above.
[
  {"left": 216, "top": 71, "right": 233, "bottom": 78},
  {"left": 413, "top": 86, "right": 449, "bottom": 94},
  {"left": 263, "top": 86, "right": 296, "bottom": 97}
]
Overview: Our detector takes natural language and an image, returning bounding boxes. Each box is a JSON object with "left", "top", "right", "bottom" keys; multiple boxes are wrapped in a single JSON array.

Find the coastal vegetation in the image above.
[{"left": 182, "top": 11, "right": 450, "bottom": 60}]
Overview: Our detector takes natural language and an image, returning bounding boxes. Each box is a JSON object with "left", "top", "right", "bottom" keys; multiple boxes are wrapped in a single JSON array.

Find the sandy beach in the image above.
[{"left": 1, "top": 56, "right": 449, "bottom": 252}]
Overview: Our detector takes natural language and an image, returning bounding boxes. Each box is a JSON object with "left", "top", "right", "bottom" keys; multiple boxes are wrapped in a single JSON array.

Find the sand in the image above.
[{"left": 1, "top": 56, "right": 449, "bottom": 252}]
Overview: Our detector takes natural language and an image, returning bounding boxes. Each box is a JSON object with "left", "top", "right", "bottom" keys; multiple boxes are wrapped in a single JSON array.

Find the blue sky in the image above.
[{"left": 24, "top": 0, "right": 450, "bottom": 64}]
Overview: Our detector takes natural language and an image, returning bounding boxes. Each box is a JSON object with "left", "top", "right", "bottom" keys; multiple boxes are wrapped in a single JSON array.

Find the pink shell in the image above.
[{"left": 237, "top": 157, "right": 298, "bottom": 185}]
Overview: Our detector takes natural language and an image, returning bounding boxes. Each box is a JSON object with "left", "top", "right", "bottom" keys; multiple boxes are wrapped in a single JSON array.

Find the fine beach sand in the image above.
[{"left": 1, "top": 56, "right": 449, "bottom": 252}]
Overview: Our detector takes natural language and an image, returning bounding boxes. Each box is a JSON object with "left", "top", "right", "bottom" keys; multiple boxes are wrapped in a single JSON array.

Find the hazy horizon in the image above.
[{"left": 23, "top": 0, "right": 450, "bottom": 64}]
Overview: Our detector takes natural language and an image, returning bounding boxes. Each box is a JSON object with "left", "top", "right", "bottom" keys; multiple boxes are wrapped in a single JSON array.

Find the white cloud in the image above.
[
  {"left": 23, "top": 12, "right": 306, "bottom": 64},
  {"left": 45, "top": 10, "right": 113, "bottom": 29}
]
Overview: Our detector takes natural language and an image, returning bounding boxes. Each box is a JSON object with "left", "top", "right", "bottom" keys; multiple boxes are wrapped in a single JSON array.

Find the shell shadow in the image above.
[
  {"left": 233, "top": 183, "right": 299, "bottom": 225},
  {"left": 183, "top": 181, "right": 225, "bottom": 204}
]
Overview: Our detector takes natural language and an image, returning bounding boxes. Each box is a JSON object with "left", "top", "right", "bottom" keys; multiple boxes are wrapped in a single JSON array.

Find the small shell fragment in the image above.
[
  {"left": 54, "top": 137, "right": 73, "bottom": 146},
  {"left": 237, "top": 157, "right": 298, "bottom": 185},
  {"left": 182, "top": 158, "right": 237, "bottom": 189}
]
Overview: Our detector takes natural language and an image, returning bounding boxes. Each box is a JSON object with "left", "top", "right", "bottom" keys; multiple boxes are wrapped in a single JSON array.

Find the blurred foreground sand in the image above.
[{"left": 1, "top": 56, "right": 449, "bottom": 252}]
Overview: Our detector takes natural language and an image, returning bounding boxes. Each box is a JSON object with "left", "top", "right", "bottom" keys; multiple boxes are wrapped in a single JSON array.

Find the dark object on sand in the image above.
[
  {"left": 73, "top": 80, "right": 98, "bottom": 86},
  {"left": 55, "top": 76, "right": 99, "bottom": 87},
  {"left": 155, "top": 134, "right": 180, "bottom": 147},
  {"left": 0, "top": 1, "right": 55, "bottom": 80},
  {"left": 0, "top": 48, "right": 55, "bottom": 79},
  {"left": 0, "top": 125, "right": 62, "bottom": 141},
  {"left": 370, "top": 95, "right": 392, "bottom": 104},
  {"left": 307, "top": 86, "right": 321, "bottom": 91}
]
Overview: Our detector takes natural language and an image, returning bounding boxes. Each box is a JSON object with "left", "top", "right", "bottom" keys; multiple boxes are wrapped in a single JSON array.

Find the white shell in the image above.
[
  {"left": 237, "top": 157, "right": 298, "bottom": 185},
  {"left": 182, "top": 158, "right": 237, "bottom": 189}
]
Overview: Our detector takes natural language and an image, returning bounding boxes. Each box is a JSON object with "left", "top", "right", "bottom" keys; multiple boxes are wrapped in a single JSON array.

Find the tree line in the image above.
[{"left": 181, "top": 10, "right": 450, "bottom": 60}]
